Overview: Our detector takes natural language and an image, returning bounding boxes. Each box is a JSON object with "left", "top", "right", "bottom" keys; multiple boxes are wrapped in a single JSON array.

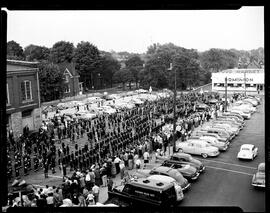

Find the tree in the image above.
[
  {"left": 7, "top": 40, "right": 24, "bottom": 60},
  {"left": 24, "top": 44, "right": 50, "bottom": 62},
  {"left": 98, "top": 54, "right": 121, "bottom": 88},
  {"left": 50, "top": 41, "right": 74, "bottom": 63},
  {"left": 113, "top": 68, "right": 134, "bottom": 90},
  {"left": 38, "top": 62, "right": 64, "bottom": 102},
  {"left": 73, "top": 41, "right": 101, "bottom": 90},
  {"left": 200, "top": 48, "right": 238, "bottom": 72},
  {"left": 125, "top": 55, "right": 144, "bottom": 88}
]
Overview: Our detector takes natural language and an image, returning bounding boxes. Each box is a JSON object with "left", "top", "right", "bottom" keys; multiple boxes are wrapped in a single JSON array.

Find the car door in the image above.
[
  {"left": 193, "top": 143, "right": 202, "bottom": 155},
  {"left": 184, "top": 142, "right": 195, "bottom": 154}
]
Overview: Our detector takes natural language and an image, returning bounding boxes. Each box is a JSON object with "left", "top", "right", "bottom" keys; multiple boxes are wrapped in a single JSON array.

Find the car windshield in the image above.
[{"left": 241, "top": 147, "right": 250, "bottom": 151}]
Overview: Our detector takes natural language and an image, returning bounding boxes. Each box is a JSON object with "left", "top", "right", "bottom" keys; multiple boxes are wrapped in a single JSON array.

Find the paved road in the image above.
[{"left": 180, "top": 96, "right": 265, "bottom": 212}]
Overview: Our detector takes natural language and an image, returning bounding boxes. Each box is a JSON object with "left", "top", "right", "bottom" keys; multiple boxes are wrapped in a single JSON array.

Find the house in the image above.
[
  {"left": 58, "top": 62, "right": 83, "bottom": 97},
  {"left": 6, "top": 60, "right": 42, "bottom": 138}
]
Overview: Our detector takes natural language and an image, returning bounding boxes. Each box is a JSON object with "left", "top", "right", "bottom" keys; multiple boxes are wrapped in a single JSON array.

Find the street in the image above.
[{"left": 179, "top": 96, "right": 265, "bottom": 212}]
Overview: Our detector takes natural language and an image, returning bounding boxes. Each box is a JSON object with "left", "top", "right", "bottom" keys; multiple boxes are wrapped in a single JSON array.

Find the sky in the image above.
[{"left": 5, "top": 7, "right": 264, "bottom": 53}]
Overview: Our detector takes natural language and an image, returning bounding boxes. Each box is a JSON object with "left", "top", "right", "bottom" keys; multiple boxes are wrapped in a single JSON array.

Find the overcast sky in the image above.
[{"left": 6, "top": 7, "right": 264, "bottom": 53}]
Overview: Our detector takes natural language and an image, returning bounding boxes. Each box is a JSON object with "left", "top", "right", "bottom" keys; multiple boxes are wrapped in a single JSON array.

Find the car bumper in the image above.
[
  {"left": 252, "top": 183, "right": 265, "bottom": 187},
  {"left": 198, "top": 165, "right": 206, "bottom": 173},
  {"left": 208, "top": 151, "right": 220, "bottom": 157},
  {"left": 237, "top": 156, "right": 252, "bottom": 160},
  {"left": 182, "top": 182, "right": 191, "bottom": 191},
  {"left": 190, "top": 172, "right": 200, "bottom": 180},
  {"left": 219, "top": 145, "right": 228, "bottom": 151}
]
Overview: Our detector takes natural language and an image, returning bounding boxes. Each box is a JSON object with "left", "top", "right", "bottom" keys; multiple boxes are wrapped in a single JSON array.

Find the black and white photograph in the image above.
[{"left": 2, "top": 6, "right": 265, "bottom": 212}]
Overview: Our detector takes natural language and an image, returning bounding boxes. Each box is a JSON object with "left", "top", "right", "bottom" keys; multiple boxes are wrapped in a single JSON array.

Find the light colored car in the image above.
[
  {"left": 134, "top": 166, "right": 190, "bottom": 190},
  {"left": 212, "top": 120, "right": 242, "bottom": 131},
  {"left": 192, "top": 131, "right": 229, "bottom": 144},
  {"left": 237, "top": 144, "right": 258, "bottom": 160},
  {"left": 228, "top": 109, "right": 251, "bottom": 120},
  {"left": 243, "top": 98, "right": 258, "bottom": 107},
  {"left": 202, "top": 125, "right": 234, "bottom": 140},
  {"left": 195, "top": 136, "right": 228, "bottom": 151},
  {"left": 176, "top": 139, "right": 220, "bottom": 158},
  {"left": 252, "top": 163, "right": 265, "bottom": 188},
  {"left": 207, "top": 122, "right": 239, "bottom": 136},
  {"left": 221, "top": 112, "right": 244, "bottom": 123}
]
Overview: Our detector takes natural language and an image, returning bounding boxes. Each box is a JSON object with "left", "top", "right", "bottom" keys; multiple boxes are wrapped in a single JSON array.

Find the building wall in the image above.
[{"left": 10, "top": 111, "right": 22, "bottom": 139}]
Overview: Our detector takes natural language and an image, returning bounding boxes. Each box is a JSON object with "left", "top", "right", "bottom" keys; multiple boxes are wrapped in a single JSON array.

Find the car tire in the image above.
[
  {"left": 178, "top": 148, "right": 183, "bottom": 153},
  {"left": 202, "top": 153, "right": 208, "bottom": 158}
]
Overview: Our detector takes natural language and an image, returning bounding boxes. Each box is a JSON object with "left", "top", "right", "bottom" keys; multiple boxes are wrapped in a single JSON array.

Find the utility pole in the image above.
[
  {"left": 225, "top": 77, "right": 227, "bottom": 112},
  {"left": 244, "top": 71, "right": 247, "bottom": 96},
  {"left": 172, "top": 63, "right": 177, "bottom": 153}
]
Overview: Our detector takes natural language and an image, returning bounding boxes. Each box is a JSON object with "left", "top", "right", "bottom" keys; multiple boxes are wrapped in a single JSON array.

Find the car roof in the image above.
[
  {"left": 153, "top": 166, "right": 176, "bottom": 173},
  {"left": 147, "top": 175, "right": 176, "bottom": 183},
  {"left": 173, "top": 153, "right": 191, "bottom": 158},
  {"left": 130, "top": 178, "right": 173, "bottom": 191},
  {"left": 240, "top": 144, "right": 254, "bottom": 149}
]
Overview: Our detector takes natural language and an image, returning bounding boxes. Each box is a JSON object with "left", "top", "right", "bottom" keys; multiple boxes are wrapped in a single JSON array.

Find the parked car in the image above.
[
  {"left": 146, "top": 175, "right": 184, "bottom": 200},
  {"left": 251, "top": 163, "right": 265, "bottom": 188},
  {"left": 134, "top": 166, "right": 190, "bottom": 190},
  {"left": 201, "top": 126, "right": 232, "bottom": 141},
  {"left": 228, "top": 109, "right": 251, "bottom": 119},
  {"left": 214, "top": 118, "right": 243, "bottom": 130},
  {"left": 221, "top": 112, "right": 245, "bottom": 123},
  {"left": 243, "top": 98, "right": 258, "bottom": 107},
  {"left": 191, "top": 130, "right": 229, "bottom": 144},
  {"left": 207, "top": 122, "right": 240, "bottom": 136},
  {"left": 169, "top": 153, "right": 205, "bottom": 173},
  {"left": 176, "top": 139, "right": 220, "bottom": 158},
  {"left": 161, "top": 160, "right": 200, "bottom": 181},
  {"left": 190, "top": 136, "right": 228, "bottom": 151},
  {"left": 107, "top": 178, "right": 184, "bottom": 207},
  {"left": 237, "top": 144, "right": 258, "bottom": 160}
]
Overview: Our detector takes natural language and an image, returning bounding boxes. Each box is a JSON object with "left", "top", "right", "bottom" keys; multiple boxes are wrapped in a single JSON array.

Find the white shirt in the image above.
[
  {"left": 143, "top": 152, "right": 149, "bottom": 160},
  {"left": 92, "top": 185, "right": 99, "bottom": 194},
  {"left": 114, "top": 157, "right": 121, "bottom": 164}
]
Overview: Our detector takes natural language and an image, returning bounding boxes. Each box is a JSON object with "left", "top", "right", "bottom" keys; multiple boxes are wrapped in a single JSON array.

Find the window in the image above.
[
  {"left": 237, "top": 84, "right": 242, "bottom": 87},
  {"left": 214, "top": 83, "right": 217, "bottom": 86},
  {"left": 228, "top": 84, "right": 233, "bottom": 87},
  {"left": 219, "top": 83, "right": 224, "bottom": 87},
  {"left": 65, "top": 74, "right": 69, "bottom": 83},
  {"left": 246, "top": 84, "right": 250, "bottom": 87},
  {"left": 64, "top": 84, "right": 71, "bottom": 93},
  {"left": 7, "top": 84, "right": 10, "bottom": 104},
  {"left": 21, "top": 81, "right": 32, "bottom": 101},
  {"left": 22, "top": 109, "right": 32, "bottom": 117}
]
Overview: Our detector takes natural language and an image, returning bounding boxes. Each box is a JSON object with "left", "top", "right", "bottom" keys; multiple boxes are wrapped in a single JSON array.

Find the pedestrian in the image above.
[
  {"left": 107, "top": 177, "right": 114, "bottom": 192},
  {"left": 92, "top": 184, "right": 100, "bottom": 204},
  {"left": 143, "top": 150, "right": 150, "bottom": 169}
]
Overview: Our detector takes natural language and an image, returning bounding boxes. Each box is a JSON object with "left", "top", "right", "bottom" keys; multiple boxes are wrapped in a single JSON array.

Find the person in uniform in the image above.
[
  {"left": 7, "top": 154, "right": 12, "bottom": 179},
  {"left": 23, "top": 154, "right": 28, "bottom": 176},
  {"left": 33, "top": 153, "right": 39, "bottom": 172}
]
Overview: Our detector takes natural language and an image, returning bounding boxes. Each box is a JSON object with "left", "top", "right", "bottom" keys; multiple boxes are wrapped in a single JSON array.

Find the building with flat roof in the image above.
[
  {"left": 6, "top": 60, "right": 42, "bottom": 138},
  {"left": 211, "top": 69, "right": 264, "bottom": 95}
]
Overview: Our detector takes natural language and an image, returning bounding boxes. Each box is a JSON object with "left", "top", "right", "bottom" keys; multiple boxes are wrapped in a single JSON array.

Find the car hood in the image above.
[
  {"left": 179, "top": 164, "right": 197, "bottom": 174},
  {"left": 190, "top": 159, "right": 203, "bottom": 167}
]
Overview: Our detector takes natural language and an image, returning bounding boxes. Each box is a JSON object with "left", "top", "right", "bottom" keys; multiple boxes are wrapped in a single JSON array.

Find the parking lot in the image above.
[{"left": 179, "top": 96, "right": 265, "bottom": 212}]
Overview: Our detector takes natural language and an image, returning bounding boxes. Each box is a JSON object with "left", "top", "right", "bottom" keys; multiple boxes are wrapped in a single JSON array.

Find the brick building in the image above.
[
  {"left": 58, "top": 62, "right": 83, "bottom": 97},
  {"left": 6, "top": 60, "right": 42, "bottom": 139}
]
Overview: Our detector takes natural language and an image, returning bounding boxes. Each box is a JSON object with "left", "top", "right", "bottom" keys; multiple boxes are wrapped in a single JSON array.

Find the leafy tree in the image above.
[
  {"left": 24, "top": 44, "right": 50, "bottom": 62},
  {"left": 50, "top": 41, "right": 74, "bottom": 63},
  {"left": 125, "top": 55, "right": 144, "bottom": 88},
  {"left": 113, "top": 68, "right": 134, "bottom": 90},
  {"left": 38, "top": 62, "right": 64, "bottom": 102},
  {"left": 98, "top": 54, "right": 121, "bottom": 88},
  {"left": 7, "top": 40, "right": 24, "bottom": 60},
  {"left": 73, "top": 41, "right": 101, "bottom": 90}
]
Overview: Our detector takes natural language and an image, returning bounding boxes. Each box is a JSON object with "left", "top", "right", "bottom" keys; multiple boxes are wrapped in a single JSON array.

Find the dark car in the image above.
[
  {"left": 169, "top": 153, "right": 205, "bottom": 173},
  {"left": 161, "top": 160, "right": 200, "bottom": 181}
]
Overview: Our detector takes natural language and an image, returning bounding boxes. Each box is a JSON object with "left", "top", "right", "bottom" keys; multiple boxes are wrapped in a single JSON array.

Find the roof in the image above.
[
  {"left": 219, "top": 69, "right": 264, "bottom": 74},
  {"left": 153, "top": 166, "right": 174, "bottom": 174},
  {"left": 130, "top": 178, "right": 172, "bottom": 191},
  {"left": 57, "top": 62, "right": 79, "bottom": 77},
  {"left": 147, "top": 175, "right": 176, "bottom": 183},
  {"left": 7, "top": 60, "right": 39, "bottom": 72},
  {"left": 241, "top": 144, "right": 254, "bottom": 149}
]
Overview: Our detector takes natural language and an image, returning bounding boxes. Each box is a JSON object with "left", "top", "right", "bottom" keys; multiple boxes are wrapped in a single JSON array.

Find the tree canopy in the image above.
[
  {"left": 50, "top": 41, "right": 74, "bottom": 63},
  {"left": 24, "top": 44, "right": 50, "bottom": 62},
  {"left": 7, "top": 40, "right": 24, "bottom": 60}
]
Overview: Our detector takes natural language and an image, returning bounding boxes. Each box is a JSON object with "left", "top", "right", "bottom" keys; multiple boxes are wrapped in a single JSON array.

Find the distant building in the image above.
[
  {"left": 58, "top": 62, "right": 83, "bottom": 96},
  {"left": 6, "top": 60, "right": 42, "bottom": 138},
  {"left": 212, "top": 69, "right": 264, "bottom": 95}
]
